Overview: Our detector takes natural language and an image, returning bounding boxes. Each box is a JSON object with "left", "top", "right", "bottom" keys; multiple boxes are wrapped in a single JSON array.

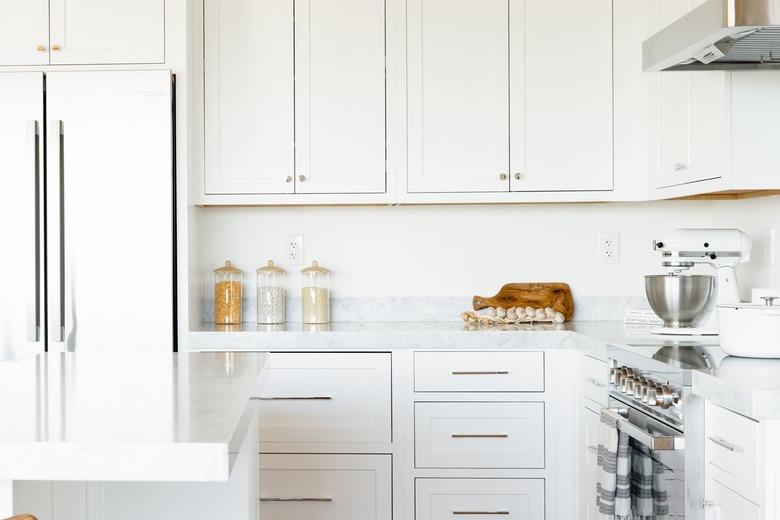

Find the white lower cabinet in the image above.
[
  {"left": 255, "top": 352, "right": 392, "bottom": 447},
  {"left": 705, "top": 479, "right": 760, "bottom": 520},
  {"left": 415, "top": 402, "right": 545, "bottom": 469},
  {"left": 416, "top": 478, "right": 545, "bottom": 520},
  {"left": 259, "top": 454, "right": 392, "bottom": 520}
]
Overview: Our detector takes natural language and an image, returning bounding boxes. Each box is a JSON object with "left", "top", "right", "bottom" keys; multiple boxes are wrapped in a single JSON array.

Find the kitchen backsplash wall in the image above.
[{"left": 201, "top": 197, "right": 780, "bottom": 321}]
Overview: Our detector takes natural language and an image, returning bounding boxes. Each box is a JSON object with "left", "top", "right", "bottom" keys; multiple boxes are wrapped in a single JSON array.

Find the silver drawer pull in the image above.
[
  {"left": 453, "top": 511, "right": 509, "bottom": 515},
  {"left": 451, "top": 433, "right": 509, "bottom": 439},
  {"left": 586, "top": 378, "right": 606, "bottom": 388},
  {"left": 451, "top": 371, "right": 509, "bottom": 375},
  {"left": 708, "top": 436, "right": 744, "bottom": 453},
  {"left": 260, "top": 497, "right": 333, "bottom": 502},
  {"left": 254, "top": 396, "right": 333, "bottom": 401}
]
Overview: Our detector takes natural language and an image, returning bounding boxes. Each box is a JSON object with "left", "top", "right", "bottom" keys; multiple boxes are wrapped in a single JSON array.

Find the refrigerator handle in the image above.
[
  {"left": 26, "top": 120, "right": 41, "bottom": 343},
  {"left": 47, "top": 119, "right": 65, "bottom": 344}
]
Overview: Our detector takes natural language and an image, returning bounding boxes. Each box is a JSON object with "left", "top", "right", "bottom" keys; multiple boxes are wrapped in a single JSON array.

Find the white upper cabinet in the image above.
[
  {"left": 653, "top": 0, "right": 729, "bottom": 190},
  {"left": 0, "top": 0, "right": 164, "bottom": 66},
  {"left": 204, "top": 0, "right": 386, "bottom": 197},
  {"left": 407, "top": 0, "right": 510, "bottom": 193},
  {"left": 510, "top": 0, "right": 613, "bottom": 192},
  {"left": 0, "top": 0, "right": 49, "bottom": 65},
  {"left": 294, "top": 0, "right": 386, "bottom": 194},
  {"left": 204, "top": 0, "right": 295, "bottom": 194}
]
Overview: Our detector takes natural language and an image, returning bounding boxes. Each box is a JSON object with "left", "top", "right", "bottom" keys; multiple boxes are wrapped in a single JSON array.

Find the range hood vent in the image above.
[{"left": 643, "top": 0, "right": 780, "bottom": 71}]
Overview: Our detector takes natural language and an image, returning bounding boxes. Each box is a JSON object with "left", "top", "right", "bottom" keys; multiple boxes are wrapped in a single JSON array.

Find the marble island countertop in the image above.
[
  {"left": 189, "top": 320, "right": 780, "bottom": 420},
  {"left": 0, "top": 352, "right": 267, "bottom": 481}
]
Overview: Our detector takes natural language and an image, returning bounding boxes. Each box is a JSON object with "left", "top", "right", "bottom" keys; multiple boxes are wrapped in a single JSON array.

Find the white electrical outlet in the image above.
[
  {"left": 763, "top": 228, "right": 775, "bottom": 266},
  {"left": 598, "top": 233, "right": 620, "bottom": 264},
  {"left": 284, "top": 235, "right": 304, "bottom": 266}
]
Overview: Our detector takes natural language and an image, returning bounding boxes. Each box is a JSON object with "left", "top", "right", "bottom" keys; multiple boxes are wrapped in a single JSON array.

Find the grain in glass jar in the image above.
[
  {"left": 214, "top": 261, "right": 243, "bottom": 325},
  {"left": 257, "top": 260, "right": 286, "bottom": 324},
  {"left": 300, "top": 261, "right": 330, "bottom": 324}
]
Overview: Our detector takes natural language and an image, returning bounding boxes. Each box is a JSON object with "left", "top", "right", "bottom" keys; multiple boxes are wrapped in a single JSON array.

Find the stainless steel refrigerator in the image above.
[{"left": 0, "top": 70, "right": 176, "bottom": 353}]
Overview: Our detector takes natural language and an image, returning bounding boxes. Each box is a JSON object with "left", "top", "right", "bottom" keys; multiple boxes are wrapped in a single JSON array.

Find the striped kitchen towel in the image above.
[
  {"left": 631, "top": 445, "right": 669, "bottom": 520},
  {"left": 596, "top": 409, "right": 632, "bottom": 520}
]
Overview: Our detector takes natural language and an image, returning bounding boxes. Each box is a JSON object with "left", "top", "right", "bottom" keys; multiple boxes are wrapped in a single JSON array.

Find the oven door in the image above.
[{"left": 603, "top": 397, "right": 686, "bottom": 519}]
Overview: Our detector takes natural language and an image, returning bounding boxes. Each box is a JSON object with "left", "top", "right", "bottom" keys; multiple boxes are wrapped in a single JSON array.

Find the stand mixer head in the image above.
[{"left": 646, "top": 228, "right": 751, "bottom": 335}]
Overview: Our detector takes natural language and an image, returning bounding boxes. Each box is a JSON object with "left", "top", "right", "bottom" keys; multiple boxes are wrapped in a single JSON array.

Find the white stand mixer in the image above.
[{"left": 649, "top": 229, "right": 751, "bottom": 336}]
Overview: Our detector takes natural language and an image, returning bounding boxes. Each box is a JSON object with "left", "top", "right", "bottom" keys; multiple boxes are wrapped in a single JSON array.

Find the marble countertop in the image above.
[
  {"left": 189, "top": 320, "right": 780, "bottom": 420},
  {"left": 0, "top": 352, "right": 266, "bottom": 481}
]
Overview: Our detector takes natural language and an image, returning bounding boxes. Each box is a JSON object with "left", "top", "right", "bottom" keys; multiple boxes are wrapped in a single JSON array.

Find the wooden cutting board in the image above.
[{"left": 472, "top": 283, "right": 574, "bottom": 320}]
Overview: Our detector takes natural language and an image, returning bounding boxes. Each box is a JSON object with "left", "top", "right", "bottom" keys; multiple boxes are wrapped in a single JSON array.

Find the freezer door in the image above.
[
  {"left": 0, "top": 72, "right": 45, "bottom": 357},
  {"left": 46, "top": 70, "right": 175, "bottom": 351}
]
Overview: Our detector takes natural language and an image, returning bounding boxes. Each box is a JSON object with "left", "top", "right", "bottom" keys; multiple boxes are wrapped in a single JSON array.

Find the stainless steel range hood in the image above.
[{"left": 643, "top": 0, "right": 780, "bottom": 71}]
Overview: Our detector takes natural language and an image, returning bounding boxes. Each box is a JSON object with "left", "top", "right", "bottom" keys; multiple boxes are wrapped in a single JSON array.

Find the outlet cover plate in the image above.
[
  {"left": 284, "top": 235, "right": 304, "bottom": 266},
  {"left": 598, "top": 232, "right": 620, "bottom": 264}
]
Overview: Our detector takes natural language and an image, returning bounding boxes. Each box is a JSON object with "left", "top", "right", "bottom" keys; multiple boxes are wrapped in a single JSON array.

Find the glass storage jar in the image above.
[
  {"left": 256, "top": 260, "right": 286, "bottom": 324},
  {"left": 214, "top": 261, "right": 243, "bottom": 325},
  {"left": 300, "top": 261, "right": 330, "bottom": 324}
]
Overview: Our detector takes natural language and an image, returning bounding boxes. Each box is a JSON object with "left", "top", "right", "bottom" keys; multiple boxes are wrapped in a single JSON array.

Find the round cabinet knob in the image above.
[
  {"left": 499, "top": 173, "right": 508, "bottom": 181},
  {"left": 36, "top": 45, "right": 46, "bottom": 52},
  {"left": 51, "top": 44, "right": 62, "bottom": 52},
  {"left": 514, "top": 173, "right": 523, "bottom": 181},
  {"left": 298, "top": 174, "right": 306, "bottom": 182},
  {"left": 285, "top": 175, "right": 293, "bottom": 183}
]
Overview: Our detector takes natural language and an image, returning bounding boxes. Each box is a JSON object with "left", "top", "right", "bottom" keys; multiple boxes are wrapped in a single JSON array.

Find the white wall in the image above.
[{"left": 201, "top": 196, "right": 780, "bottom": 301}]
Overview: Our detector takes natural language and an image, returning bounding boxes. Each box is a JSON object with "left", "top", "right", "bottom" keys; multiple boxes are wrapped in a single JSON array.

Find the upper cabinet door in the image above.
[
  {"left": 510, "top": 0, "right": 613, "bottom": 192},
  {"left": 48, "top": 0, "right": 164, "bottom": 64},
  {"left": 407, "top": 0, "right": 510, "bottom": 193},
  {"left": 0, "top": 0, "right": 49, "bottom": 65},
  {"left": 204, "top": 0, "right": 294, "bottom": 195},
  {"left": 294, "top": 0, "right": 386, "bottom": 194}
]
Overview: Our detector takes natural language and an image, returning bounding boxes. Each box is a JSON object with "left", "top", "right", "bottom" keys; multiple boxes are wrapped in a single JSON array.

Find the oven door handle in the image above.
[{"left": 605, "top": 408, "right": 685, "bottom": 451}]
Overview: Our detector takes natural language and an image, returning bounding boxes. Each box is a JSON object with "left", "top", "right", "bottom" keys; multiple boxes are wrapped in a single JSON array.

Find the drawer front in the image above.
[
  {"left": 583, "top": 406, "right": 600, "bottom": 482},
  {"left": 706, "top": 478, "right": 760, "bottom": 520},
  {"left": 260, "top": 454, "right": 391, "bottom": 520},
  {"left": 415, "top": 402, "right": 545, "bottom": 468},
  {"left": 582, "top": 355, "right": 608, "bottom": 407},
  {"left": 416, "top": 478, "right": 544, "bottom": 520},
  {"left": 414, "top": 351, "right": 544, "bottom": 392},
  {"left": 705, "top": 402, "right": 759, "bottom": 495},
  {"left": 256, "top": 353, "right": 391, "bottom": 444}
]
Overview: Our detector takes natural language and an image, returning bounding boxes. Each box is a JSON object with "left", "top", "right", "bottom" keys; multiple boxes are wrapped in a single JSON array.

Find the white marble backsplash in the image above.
[{"left": 202, "top": 294, "right": 650, "bottom": 323}]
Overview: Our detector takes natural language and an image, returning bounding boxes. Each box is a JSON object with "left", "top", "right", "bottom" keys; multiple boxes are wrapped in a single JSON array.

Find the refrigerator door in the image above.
[
  {"left": 0, "top": 72, "right": 45, "bottom": 358},
  {"left": 46, "top": 70, "right": 175, "bottom": 351}
]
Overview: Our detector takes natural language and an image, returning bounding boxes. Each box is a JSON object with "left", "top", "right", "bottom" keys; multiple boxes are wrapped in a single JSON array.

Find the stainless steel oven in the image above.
[{"left": 605, "top": 343, "right": 710, "bottom": 520}]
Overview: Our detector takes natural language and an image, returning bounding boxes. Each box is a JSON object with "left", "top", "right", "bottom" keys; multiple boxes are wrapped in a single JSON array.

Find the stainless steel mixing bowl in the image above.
[{"left": 644, "top": 274, "right": 716, "bottom": 328}]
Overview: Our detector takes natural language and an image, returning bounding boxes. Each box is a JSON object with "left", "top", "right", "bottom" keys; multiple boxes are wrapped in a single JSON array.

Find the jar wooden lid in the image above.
[
  {"left": 215, "top": 260, "right": 242, "bottom": 274},
  {"left": 300, "top": 260, "right": 330, "bottom": 274},
  {"left": 257, "top": 260, "right": 285, "bottom": 274}
]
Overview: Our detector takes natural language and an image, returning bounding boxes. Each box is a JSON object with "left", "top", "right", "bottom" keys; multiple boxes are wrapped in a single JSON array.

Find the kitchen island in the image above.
[{"left": 0, "top": 352, "right": 267, "bottom": 520}]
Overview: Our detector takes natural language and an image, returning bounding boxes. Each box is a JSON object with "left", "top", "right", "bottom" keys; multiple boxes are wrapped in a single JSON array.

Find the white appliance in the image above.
[
  {"left": 0, "top": 70, "right": 175, "bottom": 353},
  {"left": 651, "top": 228, "right": 751, "bottom": 336}
]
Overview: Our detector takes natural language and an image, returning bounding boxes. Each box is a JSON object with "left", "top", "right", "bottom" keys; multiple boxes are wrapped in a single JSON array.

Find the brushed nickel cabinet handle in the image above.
[
  {"left": 285, "top": 175, "right": 292, "bottom": 183},
  {"left": 298, "top": 174, "right": 306, "bottom": 182},
  {"left": 254, "top": 396, "right": 332, "bottom": 401},
  {"left": 260, "top": 497, "right": 333, "bottom": 502},
  {"left": 514, "top": 172, "right": 523, "bottom": 180},
  {"left": 708, "top": 436, "right": 744, "bottom": 453},
  {"left": 453, "top": 511, "right": 509, "bottom": 515},
  {"left": 26, "top": 120, "right": 41, "bottom": 343},
  {"left": 499, "top": 173, "right": 508, "bottom": 181},
  {"left": 451, "top": 370, "right": 509, "bottom": 375},
  {"left": 451, "top": 433, "right": 509, "bottom": 439},
  {"left": 586, "top": 378, "right": 606, "bottom": 388}
]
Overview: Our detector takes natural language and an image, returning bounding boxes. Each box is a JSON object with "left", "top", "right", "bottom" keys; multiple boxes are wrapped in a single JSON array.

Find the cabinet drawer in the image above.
[
  {"left": 582, "top": 355, "right": 608, "bottom": 406},
  {"left": 705, "top": 402, "right": 759, "bottom": 495},
  {"left": 583, "top": 406, "right": 600, "bottom": 481},
  {"left": 260, "top": 454, "right": 391, "bottom": 520},
  {"left": 415, "top": 402, "right": 545, "bottom": 468},
  {"left": 414, "top": 351, "right": 544, "bottom": 392},
  {"left": 256, "top": 353, "right": 391, "bottom": 444},
  {"left": 706, "top": 478, "right": 760, "bottom": 520},
  {"left": 416, "top": 478, "right": 544, "bottom": 520}
]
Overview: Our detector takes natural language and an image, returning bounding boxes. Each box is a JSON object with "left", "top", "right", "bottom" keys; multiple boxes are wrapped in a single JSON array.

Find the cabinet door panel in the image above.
[
  {"left": 407, "top": 0, "right": 510, "bottom": 193},
  {"left": 511, "top": 0, "right": 613, "bottom": 191},
  {"left": 49, "top": 0, "right": 164, "bottom": 64},
  {"left": 0, "top": 0, "right": 49, "bottom": 65},
  {"left": 295, "top": 0, "right": 386, "bottom": 194},
  {"left": 204, "top": 0, "right": 294, "bottom": 195}
]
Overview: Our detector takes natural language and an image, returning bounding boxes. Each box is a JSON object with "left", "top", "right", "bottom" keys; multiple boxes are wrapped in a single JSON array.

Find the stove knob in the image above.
[
  {"left": 645, "top": 384, "right": 660, "bottom": 406},
  {"left": 621, "top": 376, "right": 636, "bottom": 395},
  {"left": 658, "top": 385, "right": 675, "bottom": 409}
]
